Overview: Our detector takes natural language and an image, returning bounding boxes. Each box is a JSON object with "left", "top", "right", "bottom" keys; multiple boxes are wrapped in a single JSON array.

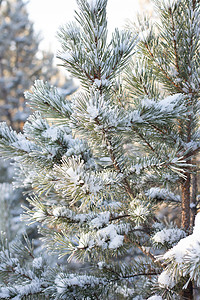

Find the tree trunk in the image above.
[
  {"left": 181, "top": 170, "right": 193, "bottom": 299},
  {"left": 180, "top": 281, "right": 193, "bottom": 300},
  {"left": 190, "top": 167, "right": 197, "bottom": 229},
  {"left": 181, "top": 173, "right": 191, "bottom": 231}
]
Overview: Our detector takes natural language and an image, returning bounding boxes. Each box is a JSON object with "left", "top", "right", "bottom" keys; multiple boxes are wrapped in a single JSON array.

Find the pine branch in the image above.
[
  {"left": 169, "top": 7, "right": 180, "bottom": 75},
  {"left": 95, "top": 116, "right": 135, "bottom": 198},
  {"left": 144, "top": 42, "right": 183, "bottom": 92}
]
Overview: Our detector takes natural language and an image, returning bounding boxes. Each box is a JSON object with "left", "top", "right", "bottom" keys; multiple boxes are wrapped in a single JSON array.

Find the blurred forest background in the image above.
[{"left": 0, "top": 0, "right": 78, "bottom": 242}]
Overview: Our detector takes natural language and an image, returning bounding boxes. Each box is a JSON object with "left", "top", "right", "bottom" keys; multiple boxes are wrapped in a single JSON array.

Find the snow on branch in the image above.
[
  {"left": 0, "top": 122, "right": 37, "bottom": 159},
  {"left": 157, "top": 212, "right": 200, "bottom": 289},
  {"left": 25, "top": 80, "right": 73, "bottom": 121}
]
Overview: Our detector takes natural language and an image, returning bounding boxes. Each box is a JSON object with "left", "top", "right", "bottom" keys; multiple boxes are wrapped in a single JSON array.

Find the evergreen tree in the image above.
[
  {"left": 0, "top": 0, "right": 77, "bottom": 245},
  {"left": 0, "top": 0, "right": 71, "bottom": 131},
  {"left": 0, "top": 0, "right": 199, "bottom": 299}
]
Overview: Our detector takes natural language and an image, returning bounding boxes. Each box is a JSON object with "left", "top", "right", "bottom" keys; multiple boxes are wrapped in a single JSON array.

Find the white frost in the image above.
[
  {"left": 94, "top": 79, "right": 102, "bottom": 88},
  {"left": 147, "top": 296, "right": 163, "bottom": 300},
  {"left": 158, "top": 212, "right": 200, "bottom": 288},
  {"left": 153, "top": 228, "right": 186, "bottom": 246},
  {"left": 86, "top": 102, "right": 99, "bottom": 120},
  {"left": 159, "top": 94, "right": 183, "bottom": 112},
  {"left": 146, "top": 187, "right": 180, "bottom": 202},
  {"left": 87, "top": 0, "right": 98, "bottom": 10},
  {"left": 90, "top": 211, "right": 110, "bottom": 229},
  {"left": 33, "top": 210, "right": 46, "bottom": 222},
  {"left": 158, "top": 270, "right": 175, "bottom": 288},
  {"left": 97, "top": 224, "right": 124, "bottom": 249},
  {"left": 59, "top": 52, "right": 74, "bottom": 62},
  {"left": 11, "top": 137, "right": 33, "bottom": 153},
  {"left": 55, "top": 273, "right": 101, "bottom": 294},
  {"left": 77, "top": 224, "right": 124, "bottom": 250},
  {"left": 0, "top": 287, "right": 10, "bottom": 298},
  {"left": 42, "top": 126, "right": 59, "bottom": 141},
  {"left": 115, "top": 285, "right": 135, "bottom": 297},
  {"left": 53, "top": 206, "right": 73, "bottom": 218},
  {"left": 139, "top": 29, "right": 151, "bottom": 42},
  {"left": 163, "top": 0, "right": 176, "bottom": 8},
  {"left": 162, "top": 213, "right": 200, "bottom": 263},
  {"left": 32, "top": 257, "right": 43, "bottom": 269}
]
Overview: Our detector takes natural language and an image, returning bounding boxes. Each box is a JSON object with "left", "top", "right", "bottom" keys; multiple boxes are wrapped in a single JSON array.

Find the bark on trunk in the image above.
[
  {"left": 190, "top": 168, "right": 197, "bottom": 229},
  {"left": 181, "top": 173, "right": 191, "bottom": 231},
  {"left": 180, "top": 281, "right": 193, "bottom": 300},
  {"left": 181, "top": 171, "right": 193, "bottom": 299}
]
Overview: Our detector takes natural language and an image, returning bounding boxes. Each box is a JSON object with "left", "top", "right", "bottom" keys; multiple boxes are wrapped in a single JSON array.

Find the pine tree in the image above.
[
  {"left": 0, "top": 0, "right": 72, "bottom": 132},
  {"left": 0, "top": 0, "right": 199, "bottom": 299},
  {"left": 0, "top": 0, "right": 77, "bottom": 247}
]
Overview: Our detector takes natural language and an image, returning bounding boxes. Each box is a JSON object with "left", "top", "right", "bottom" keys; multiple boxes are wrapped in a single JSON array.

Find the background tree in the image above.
[
  {"left": 0, "top": 0, "right": 199, "bottom": 299},
  {"left": 0, "top": 0, "right": 76, "bottom": 132},
  {"left": 0, "top": 0, "right": 77, "bottom": 246}
]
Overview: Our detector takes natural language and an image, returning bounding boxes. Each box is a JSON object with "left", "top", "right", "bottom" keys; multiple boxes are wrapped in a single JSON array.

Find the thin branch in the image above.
[
  {"left": 134, "top": 128, "right": 156, "bottom": 153},
  {"left": 94, "top": 117, "right": 135, "bottom": 198},
  {"left": 169, "top": 8, "right": 180, "bottom": 75},
  {"left": 139, "top": 76, "right": 150, "bottom": 97},
  {"left": 110, "top": 214, "right": 130, "bottom": 221},
  {"left": 150, "top": 124, "right": 178, "bottom": 145},
  {"left": 122, "top": 271, "right": 159, "bottom": 279},
  {"left": 105, "top": 136, "right": 135, "bottom": 198},
  {"left": 124, "top": 234, "right": 161, "bottom": 266},
  {"left": 192, "top": 0, "right": 197, "bottom": 10},
  {"left": 144, "top": 43, "right": 182, "bottom": 92}
]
